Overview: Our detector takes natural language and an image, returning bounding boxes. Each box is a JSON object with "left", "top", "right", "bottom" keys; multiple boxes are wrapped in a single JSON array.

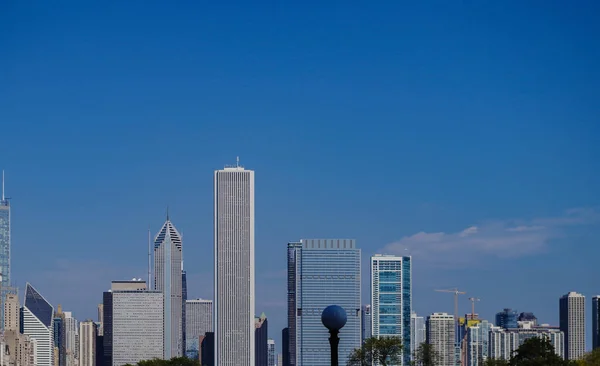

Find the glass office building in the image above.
[
  {"left": 371, "top": 255, "right": 411, "bottom": 365},
  {"left": 288, "top": 239, "right": 361, "bottom": 366}
]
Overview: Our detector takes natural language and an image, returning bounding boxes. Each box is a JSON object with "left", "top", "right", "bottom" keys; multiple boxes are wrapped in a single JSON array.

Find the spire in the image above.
[{"left": 166, "top": 205, "right": 169, "bottom": 221}]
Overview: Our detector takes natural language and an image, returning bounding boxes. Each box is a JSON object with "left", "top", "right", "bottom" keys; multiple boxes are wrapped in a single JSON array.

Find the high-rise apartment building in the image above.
[
  {"left": 560, "top": 292, "right": 585, "bottom": 360},
  {"left": 489, "top": 321, "right": 564, "bottom": 360},
  {"left": 185, "top": 299, "right": 213, "bottom": 360},
  {"left": 214, "top": 163, "right": 255, "bottom": 366},
  {"left": 426, "top": 313, "right": 455, "bottom": 366},
  {"left": 0, "top": 173, "right": 12, "bottom": 331},
  {"left": 593, "top": 296, "right": 600, "bottom": 350},
  {"left": 112, "top": 288, "right": 164, "bottom": 366},
  {"left": 267, "top": 339, "right": 276, "bottom": 366},
  {"left": 361, "top": 305, "right": 372, "bottom": 343},
  {"left": 79, "top": 320, "right": 97, "bottom": 366},
  {"left": 255, "top": 314, "right": 268, "bottom": 366},
  {"left": 154, "top": 217, "right": 184, "bottom": 358},
  {"left": 465, "top": 320, "right": 498, "bottom": 366},
  {"left": 371, "top": 254, "right": 411, "bottom": 365},
  {"left": 495, "top": 309, "right": 518, "bottom": 329},
  {"left": 288, "top": 239, "right": 361, "bottom": 366},
  {"left": 411, "top": 312, "right": 426, "bottom": 359},
  {"left": 63, "top": 311, "right": 79, "bottom": 366},
  {"left": 4, "top": 293, "right": 19, "bottom": 331},
  {"left": 22, "top": 283, "right": 54, "bottom": 366}
]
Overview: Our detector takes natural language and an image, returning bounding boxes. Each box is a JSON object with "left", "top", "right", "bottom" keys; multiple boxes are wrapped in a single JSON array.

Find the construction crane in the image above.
[
  {"left": 435, "top": 288, "right": 466, "bottom": 322},
  {"left": 468, "top": 297, "right": 480, "bottom": 319}
]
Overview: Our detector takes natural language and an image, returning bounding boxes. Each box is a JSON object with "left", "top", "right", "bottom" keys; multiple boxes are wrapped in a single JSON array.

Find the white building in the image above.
[
  {"left": 489, "top": 321, "right": 564, "bottom": 360},
  {"left": 154, "top": 217, "right": 184, "bottom": 358},
  {"left": 63, "top": 311, "right": 79, "bottom": 366},
  {"left": 267, "top": 339, "right": 276, "bottom": 366},
  {"left": 112, "top": 289, "right": 164, "bottom": 366},
  {"left": 560, "top": 291, "right": 585, "bottom": 360},
  {"left": 22, "top": 283, "right": 54, "bottom": 366},
  {"left": 214, "top": 163, "right": 255, "bottom": 366},
  {"left": 79, "top": 320, "right": 97, "bottom": 366},
  {"left": 426, "top": 313, "right": 455, "bottom": 366},
  {"left": 185, "top": 299, "right": 213, "bottom": 359},
  {"left": 410, "top": 312, "right": 426, "bottom": 359},
  {"left": 465, "top": 320, "right": 499, "bottom": 366}
]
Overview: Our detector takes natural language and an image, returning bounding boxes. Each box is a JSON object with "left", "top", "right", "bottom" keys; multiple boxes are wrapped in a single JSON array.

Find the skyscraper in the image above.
[
  {"left": 426, "top": 313, "right": 455, "bottom": 366},
  {"left": 267, "top": 339, "right": 276, "bottom": 366},
  {"left": 361, "top": 305, "right": 372, "bottom": 343},
  {"left": 255, "top": 314, "right": 268, "bottom": 366},
  {"left": 79, "top": 320, "right": 97, "bottom": 366},
  {"left": 4, "top": 293, "right": 19, "bottom": 331},
  {"left": 281, "top": 328, "right": 290, "bottom": 366},
  {"left": 495, "top": 309, "right": 518, "bottom": 329},
  {"left": 154, "top": 217, "right": 184, "bottom": 358},
  {"left": 0, "top": 172, "right": 11, "bottom": 331},
  {"left": 214, "top": 163, "right": 255, "bottom": 366},
  {"left": 593, "top": 296, "right": 600, "bottom": 350},
  {"left": 371, "top": 254, "right": 411, "bottom": 365},
  {"left": 560, "top": 292, "right": 586, "bottom": 360},
  {"left": 288, "top": 239, "right": 361, "bottom": 366},
  {"left": 22, "top": 283, "right": 54, "bottom": 366},
  {"left": 185, "top": 299, "right": 213, "bottom": 360},
  {"left": 182, "top": 270, "right": 187, "bottom": 356},
  {"left": 410, "top": 312, "right": 426, "bottom": 359},
  {"left": 63, "top": 311, "right": 79, "bottom": 366}
]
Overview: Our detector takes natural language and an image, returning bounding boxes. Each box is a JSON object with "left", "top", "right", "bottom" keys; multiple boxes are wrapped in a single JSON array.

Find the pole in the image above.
[{"left": 329, "top": 329, "right": 340, "bottom": 366}]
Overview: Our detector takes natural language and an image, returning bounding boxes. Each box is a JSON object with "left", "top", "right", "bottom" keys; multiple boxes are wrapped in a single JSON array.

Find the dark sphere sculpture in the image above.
[{"left": 321, "top": 305, "right": 347, "bottom": 331}]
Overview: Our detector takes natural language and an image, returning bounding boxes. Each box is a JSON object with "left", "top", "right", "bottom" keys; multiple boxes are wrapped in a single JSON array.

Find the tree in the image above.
[
  {"left": 411, "top": 342, "right": 440, "bottom": 366},
  {"left": 509, "top": 337, "right": 568, "bottom": 366},
  {"left": 127, "top": 357, "right": 200, "bottom": 366},
  {"left": 483, "top": 359, "right": 509, "bottom": 366},
  {"left": 347, "top": 336, "right": 403, "bottom": 366},
  {"left": 579, "top": 348, "right": 600, "bottom": 366}
]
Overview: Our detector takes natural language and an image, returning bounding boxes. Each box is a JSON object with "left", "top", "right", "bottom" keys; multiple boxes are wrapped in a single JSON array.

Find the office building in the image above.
[
  {"left": 282, "top": 328, "right": 290, "bottom": 366},
  {"left": 593, "top": 296, "right": 600, "bottom": 349},
  {"left": 489, "top": 322, "right": 564, "bottom": 360},
  {"left": 518, "top": 312, "right": 538, "bottom": 326},
  {"left": 4, "top": 293, "right": 19, "bottom": 331},
  {"left": 80, "top": 320, "right": 97, "bottom": 366},
  {"left": 371, "top": 254, "right": 411, "bottom": 365},
  {"left": 182, "top": 270, "right": 187, "bottom": 356},
  {"left": 0, "top": 172, "right": 11, "bottom": 331},
  {"left": 411, "top": 312, "right": 426, "bottom": 358},
  {"left": 267, "top": 339, "right": 276, "bottom": 366},
  {"left": 288, "top": 239, "right": 361, "bottom": 366},
  {"left": 214, "top": 163, "right": 255, "bottom": 366},
  {"left": 560, "top": 292, "right": 585, "bottom": 360},
  {"left": 112, "top": 288, "right": 163, "bottom": 366},
  {"left": 495, "top": 309, "right": 518, "bottom": 329},
  {"left": 3, "top": 290, "right": 34, "bottom": 366},
  {"left": 256, "top": 313, "right": 268, "bottom": 366},
  {"left": 153, "top": 217, "right": 184, "bottom": 358},
  {"left": 465, "top": 320, "right": 498, "bottom": 366},
  {"left": 22, "top": 283, "right": 54, "bottom": 366},
  {"left": 185, "top": 299, "right": 213, "bottom": 360},
  {"left": 201, "top": 332, "right": 215, "bottom": 366},
  {"left": 361, "top": 305, "right": 372, "bottom": 343},
  {"left": 426, "top": 313, "right": 455, "bottom": 366}
]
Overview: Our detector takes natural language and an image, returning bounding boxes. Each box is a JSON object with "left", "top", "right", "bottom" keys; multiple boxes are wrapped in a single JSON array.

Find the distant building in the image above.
[
  {"left": 411, "top": 312, "right": 426, "bottom": 358},
  {"left": 426, "top": 312, "right": 455, "bottom": 366},
  {"left": 518, "top": 312, "right": 538, "bottom": 326},
  {"left": 255, "top": 314, "right": 268, "bottom": 366},
  {"left": 277, "top": 353, "right": 283, "bottom": 366},
  {"left": 489, "top": 321, "right": 564, "bottom": 360},
  {"left": 288, "top": 239, "right": 361, "bottom": 366},
  {"left": 97, "top": 304, "right": 104, "bottom": 336},
  {"left": 0, "top": 174, "right": 12, "bottom": 332},
  {"left": 560, "top": 292, "right": 585, "bottom": 360},
  {"left": 185, "top": 299, "right": 213, "bottom": 360},
  {"left": 79, "top": 320, "right": 97, "bottom": 366},
  {"left": 63, "top": 311, "right": 79, "bottom": 366},
  {"left": 22, "top": 283, "right": 54, "bottom": 366},
  {"left": 371, "top": 254, "right": 411, "bottom": 365},
  {"left": 281, "top": 328, "right": 290, "bottom": 366},
  {"left": 465, "top": 320, "right": 499, "bottom": 366},
  {"left": 495, "top": 309, "right": 518, "bottom": 329},
  {"left": 4, "top": 293, "right": 19, "bottom": 331},
  {"left": 593, "top": 296, "right": 600, "bottom": 349},
  {"left": 267, "top": 339, "right": 276, "bottom": 366},
  {"left": 200, "top": 332, "right": 215, "bottom": 366},
  {"left": 361, "top": 305, "right": 372, "bottom": 343},
  {"left": 2, "top": 291, "right": 34, "bottom": 366},
  {"left": 182, "top": 270, "right": 187, "bottom": 356}
]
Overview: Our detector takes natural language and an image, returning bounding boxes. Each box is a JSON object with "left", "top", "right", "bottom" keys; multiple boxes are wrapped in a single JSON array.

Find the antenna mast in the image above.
[{"left": 236, "top": 156, "right": 240, "bottom": 167}]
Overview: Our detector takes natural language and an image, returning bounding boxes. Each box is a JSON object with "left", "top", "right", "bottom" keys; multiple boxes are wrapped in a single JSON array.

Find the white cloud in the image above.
[{"left": 381, "top": 207, "right": 599, "bottom": 266}]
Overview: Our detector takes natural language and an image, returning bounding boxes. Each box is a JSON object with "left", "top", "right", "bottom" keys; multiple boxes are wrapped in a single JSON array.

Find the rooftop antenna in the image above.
[
  {"left": 236, "top": 156, "right": 240, "bottom": 167},
  {"left": 166, "top": 205, "right": 170, "bottom": 220}
]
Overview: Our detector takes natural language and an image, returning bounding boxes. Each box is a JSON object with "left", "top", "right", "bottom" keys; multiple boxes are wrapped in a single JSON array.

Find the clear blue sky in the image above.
[{"left": 1, "top": 0, "right": 599, "bottom": 352}]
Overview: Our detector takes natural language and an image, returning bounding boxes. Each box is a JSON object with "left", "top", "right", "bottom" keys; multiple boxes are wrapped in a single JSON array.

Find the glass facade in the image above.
[
  {"left": 371, "top": 255, "right": 411, "bottom": 365},
  {"left": 495, "top": 309, "right": 518, "bottom": 329},
  {"left": 289, "top": 239, "right": 361, "bottom": 366}
]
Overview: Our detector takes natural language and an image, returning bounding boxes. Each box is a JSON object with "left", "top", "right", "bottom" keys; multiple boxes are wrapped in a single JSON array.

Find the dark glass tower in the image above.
[
  {"left": 182, "top": 270, "right": 187, "bottom": 356},
  {"left": 102, "top": 292, "right": 113, "bottom": 366},
  {"left": 282, "top": 328, "right": 290, "bottom": 366},
  {"left": 593, "top": 296, "right": 600, "bottom": 350},
  {"left": 255, "top": 313, "right": 268, "bottom": 366},
  {"left": 495, "top": 308, "right": 518, "bottom": 329}
]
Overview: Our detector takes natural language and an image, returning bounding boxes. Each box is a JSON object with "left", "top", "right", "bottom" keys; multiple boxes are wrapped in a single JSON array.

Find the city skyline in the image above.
[{"left": 1, "top": 0, "right": 599, "bottom": 359}]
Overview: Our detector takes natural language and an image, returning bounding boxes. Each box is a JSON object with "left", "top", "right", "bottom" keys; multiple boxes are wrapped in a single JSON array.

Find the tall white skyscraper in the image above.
[
  {"left": 63, "top": 311, "right": 79, "bottom": 366},
  {"left": 426, "top": 313, "right": 455, "bottom": 366},
  {"left": 371, "top": 254, "right": 411, "bottom": 365},
  {"left": 154, "top": 217, "right": 184, "bottom": 358},
  {"left": 79, "top": 320, "right": 97, "bottom": 366},
  {"left": 22, "top": 283, "right": 54, "bottom": 366},
  {"left": 560, "top": 291, "right": 586, "bottom": 360},
  {"left": 410, "top": 312, "right": 426, "bottom": 358},
  {"left": 214, "top": 163, "right": 255, "bottom": 366}
]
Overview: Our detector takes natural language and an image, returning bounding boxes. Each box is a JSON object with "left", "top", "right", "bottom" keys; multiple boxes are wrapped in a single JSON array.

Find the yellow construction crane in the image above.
[{"left": 468, "top": 297, "right": 480, "bottom": 319}]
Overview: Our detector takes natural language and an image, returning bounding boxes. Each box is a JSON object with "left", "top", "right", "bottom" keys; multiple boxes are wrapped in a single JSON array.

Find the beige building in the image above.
[
  {"left": 2, "top": 293, "right": 35, "bottom": 366},
  {"left": 79, "top": 320, "right": 97, "bottom": 366}
]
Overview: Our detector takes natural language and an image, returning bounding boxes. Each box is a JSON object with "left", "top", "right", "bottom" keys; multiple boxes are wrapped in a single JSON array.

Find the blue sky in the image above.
[{"left": 1, "top": 0, "right": 599, "bottom": 353}]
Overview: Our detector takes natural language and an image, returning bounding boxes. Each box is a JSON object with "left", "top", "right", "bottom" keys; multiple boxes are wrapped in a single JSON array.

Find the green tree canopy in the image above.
[
  {"left": 125, "top": 357, "right": 200, "bottom": 366},
  {"left": 509, "top": 337, "right": 568, "bottom": 366},
  {"left": 411, "top": 342, "right": 440, "bottom": 366},
  {"left": 347, "top": 336, "right": 403, "bottom": 366}
]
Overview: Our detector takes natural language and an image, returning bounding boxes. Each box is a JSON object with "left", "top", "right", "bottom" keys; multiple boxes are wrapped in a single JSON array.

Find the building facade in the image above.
[
  {"left": 495, "top": 309, "right": 518, "bottom": 329},
  {"left": 465, "top": 320, "right": 498, "bottom": 366},
  {"left": 281, "top": 328, "right": 290, "bottom": 366},
  {"left": 371, "top": 254, "right": 411, "bottom": 365},
  {"left": 185, "top": 299, "right": 213, "bottom": 360},
  {"left": 593, "top": 296, "right": 600, "bottom": 350},
  {"left": 410, "top": 312, "right": 426, "bottom": 359},
  {"left": 22, "top": 283, "right": 54, "bottom": 366},
  {"left": 182, "top": 270, "right": 187, "bottom": 356},
  {"left": 255, "top": 314, "right": 268, "bottom": 366},
  {"left": 361, "top": 305, "right": 372, "bottom": 344},
  {"left": 214, "top": 164, "right": 255, "bottom": 366},
  {"left": 79, "top": 320, "right": 97, "bottom": 366},
  {"left": 267, "top": 339, "right": 276, "bottom": 366},
  {"left": 426, "top": 313, "right": 455, "bottom": 366},
  {"left": 153, "top": 217, "right": 184, "bottom": 359},
  {"left": 560, "top": 292, "right": 585, "bottom": 360},
  {"left": 112, "top": 289, "right": 164, "bottom": 366},
  {"left": 4, "top": 293, "right": 19, "bottom": 331},
  {"left": 0, "top": 174, "right": 11, "bottom": 331},
  {"left": 489, "top": 322, "right": 564, "bottom": 360},
  {"left": 288, "top": 239, "right": 361, "bottom": 366}
]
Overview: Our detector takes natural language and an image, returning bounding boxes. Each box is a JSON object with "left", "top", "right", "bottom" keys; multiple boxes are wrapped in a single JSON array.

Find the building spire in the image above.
[{"left": 166, "top": 205, "right": 169, "bottom": 221}]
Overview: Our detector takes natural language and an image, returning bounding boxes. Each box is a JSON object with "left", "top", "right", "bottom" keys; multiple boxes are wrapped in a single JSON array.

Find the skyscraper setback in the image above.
[
  {"left": 154, "top": 217, "right": 184, "bottom": 358},
  {"left": 214, "top": 163, "right": 255, "bottom": 366}
]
